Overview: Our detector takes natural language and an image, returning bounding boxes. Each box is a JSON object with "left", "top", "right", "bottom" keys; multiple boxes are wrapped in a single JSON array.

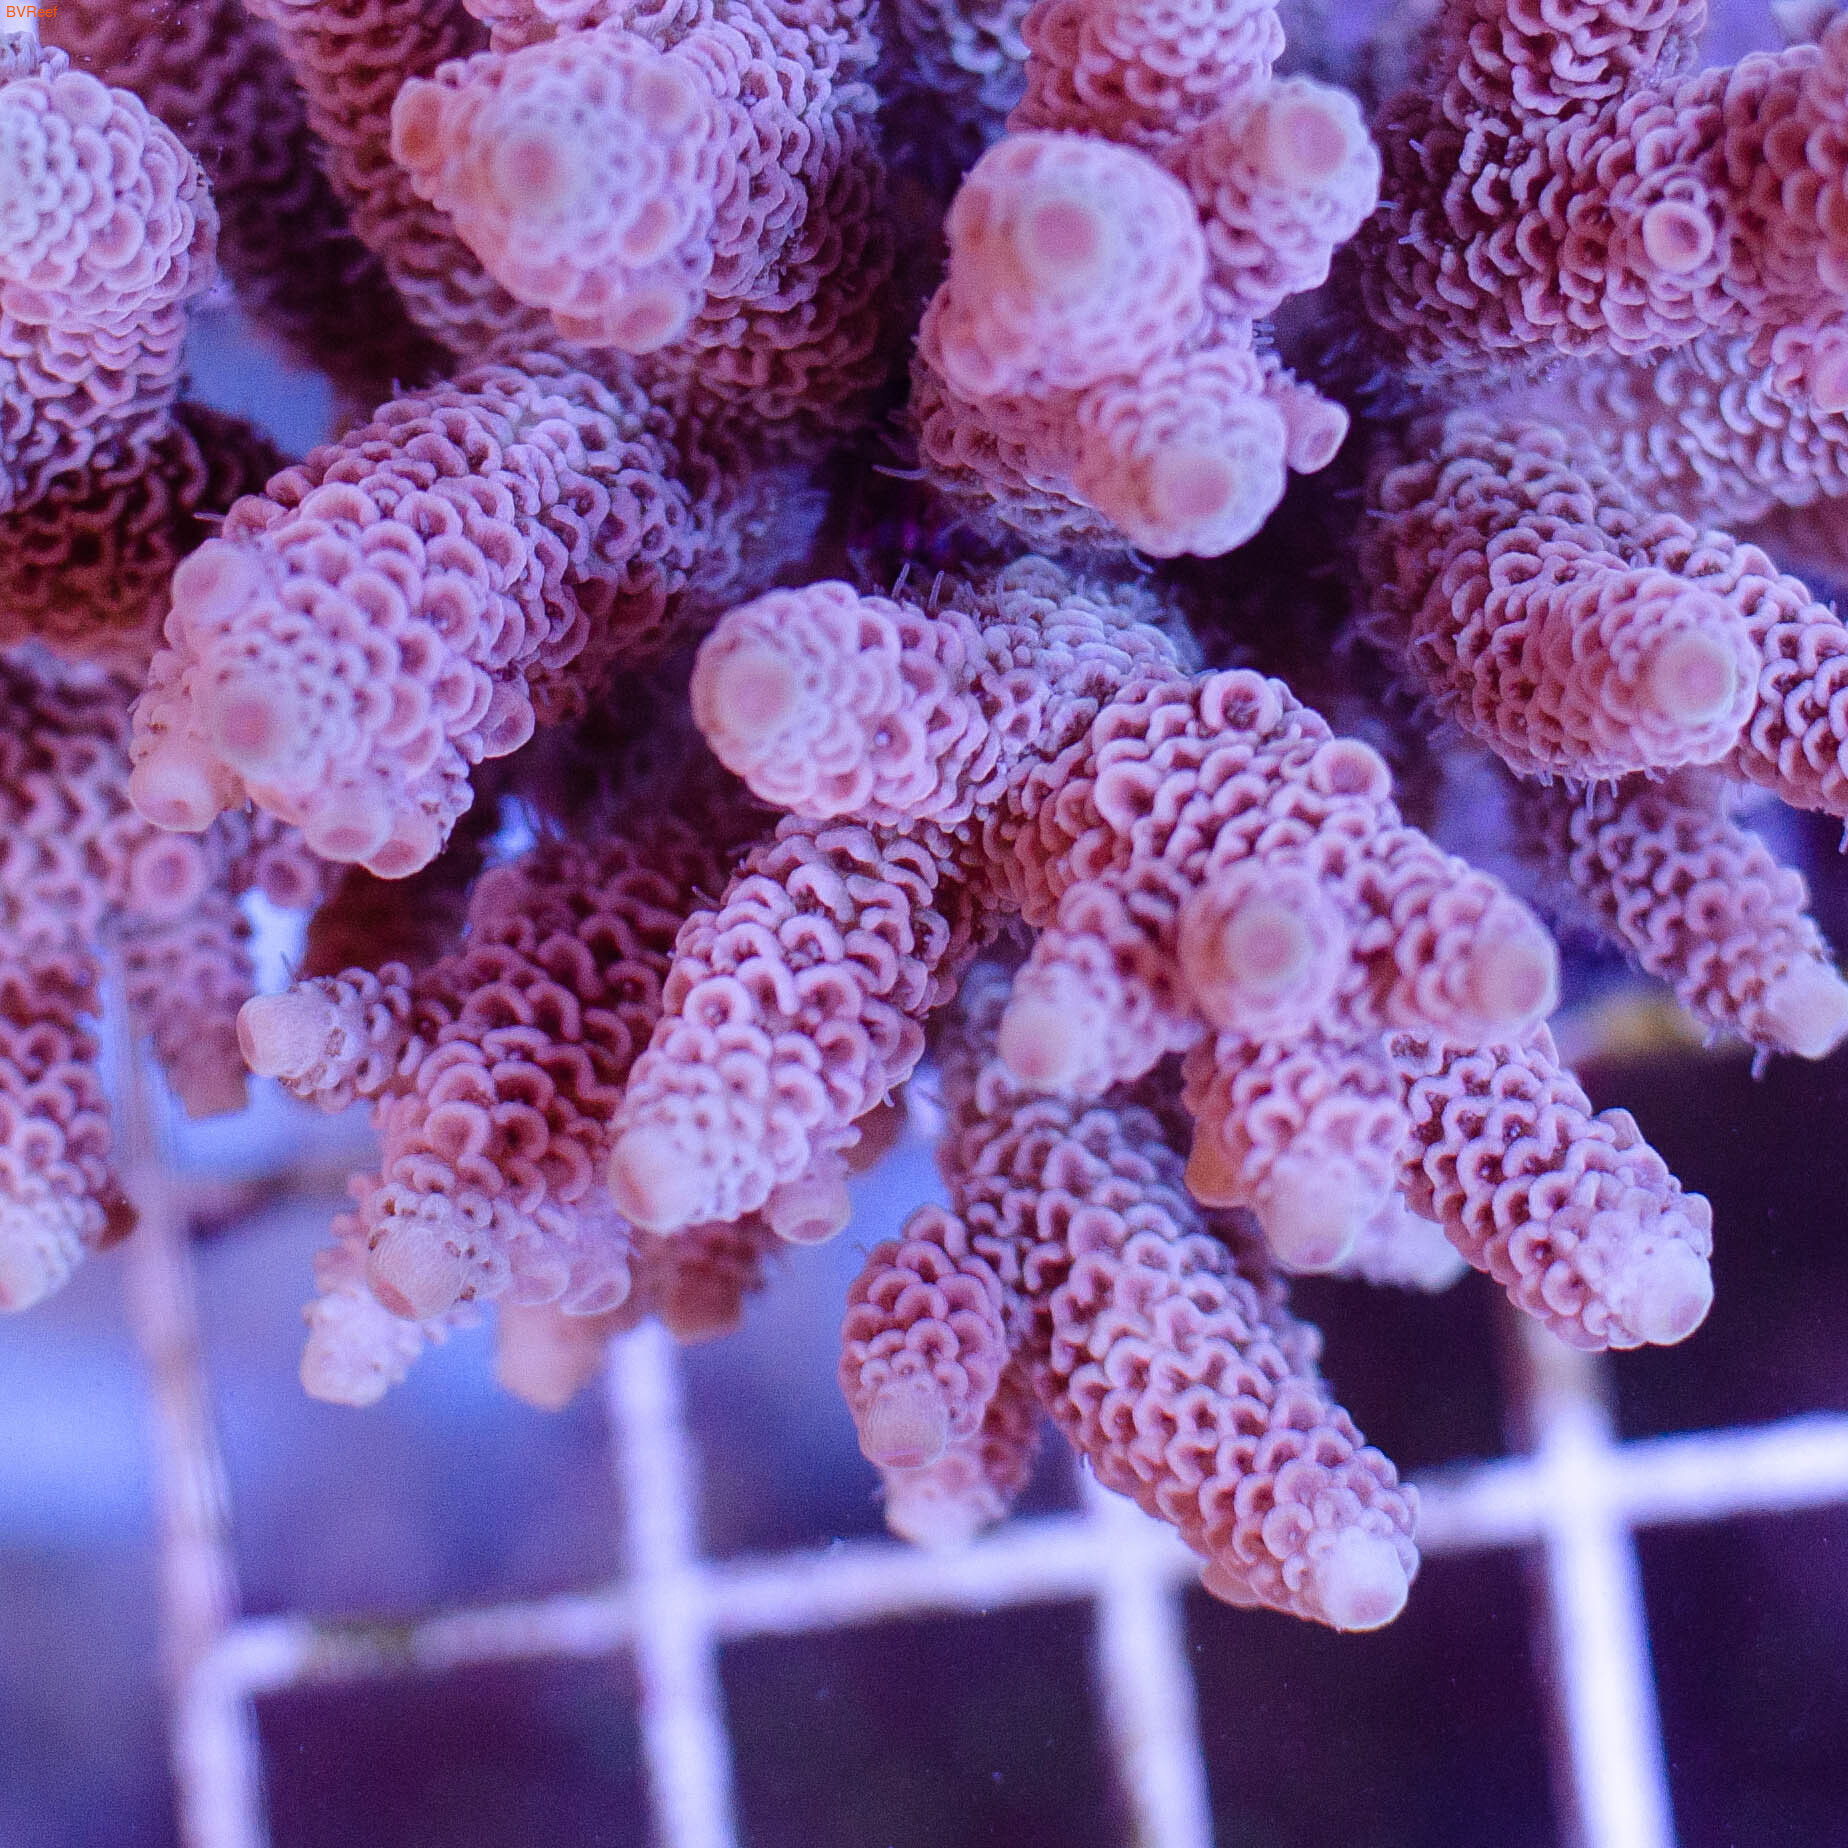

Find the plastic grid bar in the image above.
[{"left": 112, "top": 1091, "right": 1848, "bottom": 1848}]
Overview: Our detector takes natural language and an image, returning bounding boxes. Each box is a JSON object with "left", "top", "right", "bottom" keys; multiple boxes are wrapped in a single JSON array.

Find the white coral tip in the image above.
[
  {"left": 128, "top": 738, "right": 227, "bottom": 833},
  {"left": 694, "top": 635, "right": 804, "bottom": 765},
  {"left": 237, "top": 990, "right": 338, "bottom": 1082},
  {"left": 607, "top": 1125, "right": 709, "bottom": 1233},
  {"left": 762, "top": 1171, "right": 851, "bottom": 1245},
  {"left": 1760, "top": 963, "right": 1848, "bottom": 1060},
  {"left": 1644, "top": 628, "right": 1742, "bottom": 727},
  {"left": 1462, "top": 910, "right": 1558, "bottom": 1036},
  {"left": 995, "top": 991, "right": 1089, "bottom": 1092},
  {"left": 366, "top": 1216, "right": 470, "bottom": 1321},
  {"left": 860, "top": 1375, "right": 951, "bottom": 1470},
  {"left": 884, "top": 1478, "right": 988, "bottom": 1549},
  {"left": 0, "top": 1209, "right": 80, "bottom": 1313},
  {"left": 205, "top": 671, "right": 309, "bottom": 779},
  {"left": 1252, "top": 85, "right": 1364, "bottom": 189},
  {"left": 299, "top": 1333, "right": 394, "bottom": 1407},
  {"left": 1613, "top": 1240, "right": 1713, "bottom": 1347},
  {"left": 1308, "top": 1528, "right": 1411, "bottom": 1631},
  {"left": 1259, "top": 1156, "right": 1370, "bottom": 1272}
]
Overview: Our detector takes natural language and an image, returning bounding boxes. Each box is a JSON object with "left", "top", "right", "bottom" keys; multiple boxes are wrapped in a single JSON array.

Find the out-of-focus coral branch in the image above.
[
  {"left": 0, "top": 44, "right": 217, "bottom": 514},
  {"left": 0, "top": 655, "right": 319, "bottom": 1311},
  {"left": 44, "top": 0, "right": 445, "bottom": 406}
]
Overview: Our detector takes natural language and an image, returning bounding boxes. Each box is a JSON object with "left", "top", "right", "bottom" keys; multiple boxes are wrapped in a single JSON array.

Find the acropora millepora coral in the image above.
[{"left": 1, "top": 0, "right": 1842, "bottom": 1630}]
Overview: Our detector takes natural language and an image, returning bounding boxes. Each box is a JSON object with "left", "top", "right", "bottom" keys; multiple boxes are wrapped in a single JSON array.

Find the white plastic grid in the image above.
[{"left": 111, "top": 1062, "right": 1848, "bottom": 1848}]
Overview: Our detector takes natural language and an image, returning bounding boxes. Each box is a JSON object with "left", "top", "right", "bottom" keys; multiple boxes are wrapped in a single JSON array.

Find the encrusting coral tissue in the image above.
[{"left": 2, "top": 0, "right": 1845, "bottom": 1633}]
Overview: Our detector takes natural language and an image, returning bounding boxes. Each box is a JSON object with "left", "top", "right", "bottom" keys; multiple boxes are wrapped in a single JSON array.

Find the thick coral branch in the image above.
[
  {"left": 654, "top": 560, "right": 1631, "bottom": 1316},
  {"left": 609, "top": 816, "right": 976, "bottom": 1231},
  {"left": 242, "top": 0, "right": 545, "bottom": 354},
  {"left": 1365, "top": 413, "right": 1848, "bottom": 813},
  {"left": 0, "top": 43, "right": 218, "bottom": 515},
  {"left": 1389, "top": 1026, "right": 1713, "bottom": 1349},
  {"left": 911, "top": 0, "right": 1373, "bottom": 555},
  {"left": 130, "top": 354, "right": 810, "bottom": 873},
  {"left": 44, "top": 0, "right": 444, "bottom": 403},
  {"left": 1357, "top": 3, "right": 1848, "bottom": 378},
  {"left": 388, "top": 0, "right": 895, "bottom": 436},
  {"left": 0, "top": 402, "right": 283, "bottom": 666}
]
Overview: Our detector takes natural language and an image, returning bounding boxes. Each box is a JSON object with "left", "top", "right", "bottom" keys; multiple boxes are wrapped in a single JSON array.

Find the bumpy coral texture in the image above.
[
  {"left": 120, "top": 0, "right": 890, "bottom": 876},
  {"left": 1012, "top": 0, "right": 1284, "bottom": 148},
  {"left": 1387, "top": 1025, "right": 1713, "bottom": 1349},
  {"left": 1358, "top": 3, "right": 1848, "bottom": 378},
  {"left": 0, "top": 44, "right": 218, "bottom": 516},
  {"left": 608, "top": 814, "right": 977, "bottom": 1238},
  {"left": 393, "top": 25, "right": 737, "bottom": 354},
  {"left": 6, "top": 0, "right": 1825, "bottom": 1651},
  {"left": 390, "top": 0, "right": 894, "bottom": 422},
  {"left": 841, "top": 969, "right": 1420, "bottom": 1630},
  {"left": 1364, "top": 413, "right": 1848, "bottom": 818},
  {"left": 911, "top": 0, "right": 1376, "bottom": 556},
  {"left": 621, "top": 558, "right": 1712, "bottom": 1350},
  {"left": 877, "top": 0, "right": 1030, "bottom": 192},
  {"left": 44, "top": 0, "right": 443, "bottom": 405},
  {"left": 1514, "top": 770, "right": 1848, "bottom": 1059},
  {"left": 248, "top": 815, "right": 728, "bottom": 1397},
  {"left": 244, "top": 785, "right": 843, "bottom": 1404},
  {"left": 1334, "top": 0, "right": 1848, "bottom": 1088},
  {"left": 0, "top": 403, "right": 284, "bottom": 666},
  {"left": 1494, "top": 336, "right": 1848, "bottom": 531},
  {"left": 0, "top": 656, "right": 314, "bottom": 1313},
  {"left": 130, "top": 354, "right": 807, "bottom": 875},
  {"left": 243, "top": 0, "right": 542, "bottom": 356}
]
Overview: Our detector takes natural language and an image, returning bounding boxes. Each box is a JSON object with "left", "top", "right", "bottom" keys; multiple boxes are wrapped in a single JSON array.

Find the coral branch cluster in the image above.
[
  {"left": 913, "top": 0, "right": 1378, "bottom": 554},
  {"left": 5, "top": 0, "right": 1843, "bottom": 1636},
  {"left": 1345, "top": 0, "right": 1848, "bottom": 1065},
  {"left": 842, "top": 968, "right": 1419, "bottom": 1630}
]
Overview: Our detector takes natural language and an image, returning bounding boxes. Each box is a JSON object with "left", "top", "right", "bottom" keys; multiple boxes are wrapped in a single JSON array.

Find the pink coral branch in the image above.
[
  {"left": 390, "top": 0, "right": 893, "bottom": 429},
  {"left": 843, "top": 966, "right": 1419, "bottom": 1629},
  {"left": 910, "top": 0, "right": 1374, "bottom": 556},
  {"left": 609, "top": 816, "right": 976, "bottom": 1231},
  {"left": 0, "top": 43, "right": 218, "bottom": 515},
  {"left": 1390, "top": 1026, "right": 1713, "bottom": 1350},
  {"left": 1514, "top": 769, "right": 1848, "bottom": 1059},
  {"left": 242, "top": 0, "right": 542, "bottom": 354},
  {"left": 1365, "top": 412, "right": 1848, "bottom": 817},
  {"left": 1359, "top": 3, "right": 1848, "bottom": 379},
  {"left": 0, "top": 402, "right": 283, "bottom": 667},
  {"left": 626, "top": 560, "right": 1591, "bottom": 1302},
  {"left": 44, "top": 0, "right": 443, "bottom": 405},
  {"left": 129, "top": 353, "right": 809, "bottom": 873},
  {"left": 0, "top": 654, "right": 313, "bottom": 1310}
]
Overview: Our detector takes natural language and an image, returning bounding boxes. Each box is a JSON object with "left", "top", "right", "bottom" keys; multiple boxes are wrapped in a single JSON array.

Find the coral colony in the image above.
[{"left": 4, "top": 0, "right": 1847, "bottom": 1635}]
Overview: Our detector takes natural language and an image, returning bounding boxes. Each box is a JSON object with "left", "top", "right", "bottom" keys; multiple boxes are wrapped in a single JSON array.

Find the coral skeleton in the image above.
[{"left": 2, "top": 0, "right": 1844, "bottom": 1635}]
